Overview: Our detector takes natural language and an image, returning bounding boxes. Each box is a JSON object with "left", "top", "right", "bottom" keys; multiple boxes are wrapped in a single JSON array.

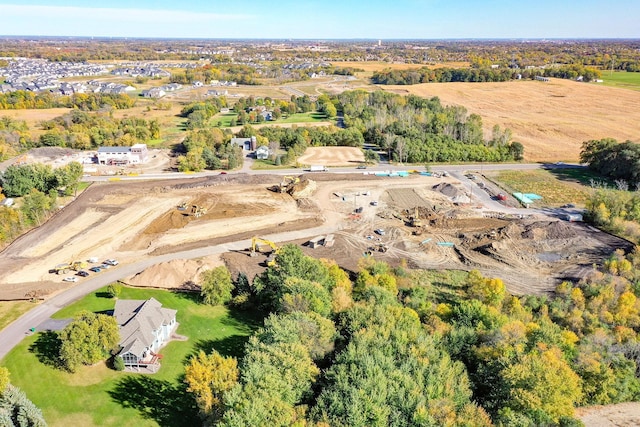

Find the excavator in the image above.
[
  {"left": 250, "top": 237, "right": 279, "bottom": 266},
  {"left": 190, "top": 205, "right": 207, "bottom": 218},
  {"left": 274, "top": 175, "right": 300, "bottom": 193},
  {"left": 409, "top": 207, "right": 424, "bottom": 235}
]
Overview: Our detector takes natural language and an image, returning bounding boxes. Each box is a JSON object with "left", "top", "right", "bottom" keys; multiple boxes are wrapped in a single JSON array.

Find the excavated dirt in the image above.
[{"left": 0, "top": 174, "right": 633, "bottom": 300}]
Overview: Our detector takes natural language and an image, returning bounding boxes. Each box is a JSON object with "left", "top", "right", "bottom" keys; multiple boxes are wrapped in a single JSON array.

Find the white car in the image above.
[
  {"left": 104, "top": 259, "right": 119, "bottom": 266},
  {"left": 375, "top": 228, "right": 386, "bottom": 236},
  {"left": 63, "top": 276, "right": 78, "bottom": 282}
]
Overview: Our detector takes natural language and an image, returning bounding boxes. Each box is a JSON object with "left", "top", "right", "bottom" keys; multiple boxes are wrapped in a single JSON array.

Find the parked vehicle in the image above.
[
  {"left": 375, "top": 228, "right": 386, "bottom": 236},
  {"left": 104, "top": 259, "right": 119, "bottom": 266},
  {"left": 77, "top": 271, "right": 89, "bottom": 277},
  {"left": 89, "top": 267, "right": 101, "bottom": 273},
  {"left": 63, "top": 276, "right": 78, "bottom": 282}
]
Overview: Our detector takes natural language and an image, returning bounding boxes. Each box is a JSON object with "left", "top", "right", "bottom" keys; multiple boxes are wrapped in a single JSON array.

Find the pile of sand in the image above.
[
  {"left": 522, "top": 221, "right": 577, "bottom": 240},
  {"left": 433, "top": 183, "right": 464, "bottom": 198},
  {"left": 125, "top": 257, "right": 223, "bottom": 289}
]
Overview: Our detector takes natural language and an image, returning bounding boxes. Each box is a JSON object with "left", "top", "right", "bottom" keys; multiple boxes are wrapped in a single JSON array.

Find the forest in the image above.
[
  {"left": 0, "top": 91, "right": 136, "bottom": 110},
  {"left": 179, "top": 244, "right": 640, "bottom": 426}
]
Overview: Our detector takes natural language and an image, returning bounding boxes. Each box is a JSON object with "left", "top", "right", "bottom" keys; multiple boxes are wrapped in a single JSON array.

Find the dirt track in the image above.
[{"left": 0, "top": 172, "right": 632, "bottom": 300}]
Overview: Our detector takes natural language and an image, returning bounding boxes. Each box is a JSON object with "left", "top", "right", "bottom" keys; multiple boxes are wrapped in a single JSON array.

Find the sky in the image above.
[{"left": 0, "top": 1, "right": 638, "bottom": 39}]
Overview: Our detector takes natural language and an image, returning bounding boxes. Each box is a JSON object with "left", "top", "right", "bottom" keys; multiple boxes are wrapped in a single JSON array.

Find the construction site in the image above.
[{"left": 0, "top": 171, "right": 633, "bottom": 300}]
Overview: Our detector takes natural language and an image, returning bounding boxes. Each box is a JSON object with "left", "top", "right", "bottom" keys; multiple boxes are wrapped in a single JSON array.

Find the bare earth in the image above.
[
  {"left": 387, "top": 79, "right": 640, "bottom": 162},
  {"left": 297, "top": 146, "right": 365, "bottom": 166},
  {"left": 578, "top": 403, "right": 640, "bottom": 427}
]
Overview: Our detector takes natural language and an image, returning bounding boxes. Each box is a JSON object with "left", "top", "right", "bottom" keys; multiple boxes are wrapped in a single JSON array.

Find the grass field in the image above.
[
  {"left": 492, "top": 169, "right": 592, "bottom": 207},
  {"left": 601, "top": 71, "right": 640, "bottom": 91},
  {"left": 2, "top": 286, "right": 261, "bottom": 427},
  {"left": 278, "top": 112, "right": 328, "bottom": 123},
  {"left": 0, "top": 301, "right": 33, "bottom": 331}
]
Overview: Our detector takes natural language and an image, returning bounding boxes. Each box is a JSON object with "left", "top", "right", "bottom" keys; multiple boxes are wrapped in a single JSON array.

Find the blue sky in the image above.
[{"left": 0, "top": 1, "right": 638, "bottom": 39}]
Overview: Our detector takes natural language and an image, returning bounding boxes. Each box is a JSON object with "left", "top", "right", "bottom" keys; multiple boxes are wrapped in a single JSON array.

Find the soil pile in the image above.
[
  {"left": 125, "top": 258, "right": 222, "bottom": 289},
  {"left": 289, "top": 179, "right": 317, "bottom": 199},
  {"left": 522, "top": 221, "right": 577, "bottom": 240}
]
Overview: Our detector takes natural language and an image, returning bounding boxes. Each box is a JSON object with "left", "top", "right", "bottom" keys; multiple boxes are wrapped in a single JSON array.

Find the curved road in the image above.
[{"left": 0, "top": 162, "right": 581, "bottom": 360}]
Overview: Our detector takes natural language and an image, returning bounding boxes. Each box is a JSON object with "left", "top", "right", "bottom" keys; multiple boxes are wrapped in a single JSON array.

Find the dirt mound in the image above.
[
  {"left": 433, "top": 183, "right": 464, "bottom": 198},
  {"left": 125, "top": 257, "right": 223, "bottom": 289},
  {"left": 143, "top": 209, "right": 191, "bottom": 234},
  {"left": 522, "top": 221, "right": 577, "bottom": 240},
  {"left": 289, "top": 179, "right": 317, "bottom": 199}
]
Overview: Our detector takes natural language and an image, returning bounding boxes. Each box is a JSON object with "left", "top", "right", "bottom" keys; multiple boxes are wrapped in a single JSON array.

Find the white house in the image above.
[
  {"left": 97, "top": 144, "right": 149, "bottom": 165},
  {"left": 114, "top": 298, "right": 177, "bottom": 368},
  {"left": 255, "top": 145, "right": 270, "bottom": 160}
]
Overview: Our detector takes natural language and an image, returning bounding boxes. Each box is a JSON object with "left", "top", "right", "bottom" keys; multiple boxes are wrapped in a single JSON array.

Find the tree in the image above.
[
  {"left": 0, "top": 384, "right": 47, "bottom": 427},
  {"left": 509, "top": 141, "right": 525, "bottom": 161},
  {"left": 200, "top": 266, "right": 234, "bottom": 306},
  {"left": 58, "top": 310, "right": 120, "bottom": 372},
  {"left": 20, "top": 189, "right": 54, "bottom": 226},
  {"left": 0, "top": 367, "right": 9, "bottom": 392},
  {"left": 107, "top": 283, "right": 122, "bottom": 299},
  {"left": 185, "top": 349, "right": 238, "bottom": 421}
]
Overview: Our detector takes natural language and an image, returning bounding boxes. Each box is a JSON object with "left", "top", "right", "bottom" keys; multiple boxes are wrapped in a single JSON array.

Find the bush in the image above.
[{"left": 112, "top": 355, "right": 125, "bottom": 371}]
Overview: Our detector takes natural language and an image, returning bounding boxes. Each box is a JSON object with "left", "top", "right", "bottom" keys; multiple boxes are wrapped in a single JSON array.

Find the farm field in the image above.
[
  {"left": 329, "top": 61, "right": 470, "bottom": 78},
  {"left": 1, "top": 286, "right": 261, "bottom": 427},
  {"left": 601, "top": 71, "right": 640, "bottom": 91},
  {"left": 388, "top": 78, "right": 640, "bottom": 162}
]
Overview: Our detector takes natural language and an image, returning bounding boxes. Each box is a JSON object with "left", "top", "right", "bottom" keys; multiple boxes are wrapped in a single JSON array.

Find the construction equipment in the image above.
[
  {"left": 410, "top": 207, "right": 423, "bottom": 228},
  {"left": 53, "top": 261, "right": 88, "bottom": 275},
  {"left": 177, "top": 202, "right": 188, "bottom": 211},
  {"left": 250, "top": 237, "right": 279, "bottom": 266},
  {"left": 273, "top": 175, "right": 300, "bottom": 193},
  {"left": 190, "top": 205, "right": 207, "bottom": 218},
  {"left": 368, "top": 244, "right": 388, "bottom": 253}
]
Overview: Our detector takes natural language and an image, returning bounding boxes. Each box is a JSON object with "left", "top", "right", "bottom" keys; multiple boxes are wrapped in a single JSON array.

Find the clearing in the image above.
[{"left": 0, "top": 166, "right": 630, "bottom": 301}]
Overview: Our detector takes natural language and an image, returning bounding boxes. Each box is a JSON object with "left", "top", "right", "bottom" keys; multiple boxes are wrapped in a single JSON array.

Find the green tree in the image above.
[
  {"left": 20, "top": 189, "right": 54, "bottom": 226},
  {"left": 58, "top": 310, "right": 120, "bottom": 372},
  {"left": 0, "top": 384, "right": 47, "bottom": 427},
  {"left": 200, "top": 266, "right": 234, "bottom": 306},
  {"left": 0, "top": 367, "right": 9, "bottom": 392},
  {"left": 107, "top": 283, "right": 122, "bottom": 299}
]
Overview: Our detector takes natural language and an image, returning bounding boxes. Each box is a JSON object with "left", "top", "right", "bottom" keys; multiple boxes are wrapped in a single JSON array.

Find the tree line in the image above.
[
  {"left": 372, "top": 64, "right": 602, "bottom": 85},
  {"left": 182, "top": 243, "right": 640, "bottom": 426},
  {"left": 0, "top": 91, "right": 136, "bottom": 110}
]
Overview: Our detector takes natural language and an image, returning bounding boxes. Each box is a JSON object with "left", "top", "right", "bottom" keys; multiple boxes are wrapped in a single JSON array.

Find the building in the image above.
[
  {"left": 97, "top": 144, "right": 149, "bottom": 165},
  {"left": 255, "top": 145, "right": 270, "bottom": 160},
  {"left": 114, "top": 298, "right": 177, "bottom": 369},
  {"left": 231, "top": 136, "right": 256, "bottom": 151},
  {"left": 141, "top": 88, "right": 166, "bottom": 98}
]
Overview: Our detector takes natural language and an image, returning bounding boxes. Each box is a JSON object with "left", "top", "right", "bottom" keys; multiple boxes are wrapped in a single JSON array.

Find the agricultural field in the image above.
[
  {"left": 1, "top": 285, "right": 261, "bottom": 427},
  {"left": 392, "top": 78, "right": 640, "bottom": 162},
  {"left": 330, "top": 61, "right": 469, "bottom": 78},
  {"left": 491, "top": 169, "right": 592, "bottom": 207},
  {"left": 601, "top": 71, "right": 640, "bottom": 91}
]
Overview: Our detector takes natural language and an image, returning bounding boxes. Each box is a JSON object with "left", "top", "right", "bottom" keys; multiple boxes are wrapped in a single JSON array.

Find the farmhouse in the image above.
[
  {"left": 97, "top": 144, "right": 149, "bottom": 165},
  {"left": 255, "top": 145, "right": 270, "bottom": 160},
  {"left": 114, "top": 298, "right": 177, "bottom": 369}
]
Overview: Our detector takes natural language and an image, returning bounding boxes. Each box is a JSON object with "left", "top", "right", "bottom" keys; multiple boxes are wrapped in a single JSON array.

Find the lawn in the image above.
[
  {"left": 0, "top": 301, "right": 33, "bottom": 331},
  {"left": 1, "top": 286, "right": 262, "bottom": 427},
  {"left": 212, "top": 112, "right": 238, "bottom": 127},
  {"left": 276, "top": 112, "right": 328, "bottom": 124},
  {"left": 492, "top": 169, "right": 592, "bottom": 207},
  {"left": 601, "top": 71, "right": 640, "bottom": 91}
]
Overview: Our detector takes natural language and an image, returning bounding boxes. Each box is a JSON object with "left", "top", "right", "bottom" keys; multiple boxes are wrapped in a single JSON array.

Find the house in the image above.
[
  {"left": 114, "top": 298, "right": 177, "bottom": 368},
  {"left": 97, "top": 143, "right": 149, "bottom": 165},
  {"left": 255, "top": 145, "right": 270, "bottom": 160},
  {"left": 231, "top": 136, "right": 256, "bottom": 151},
  {"left": 141, "top": 88, "right": 166, "bottom": 98}
]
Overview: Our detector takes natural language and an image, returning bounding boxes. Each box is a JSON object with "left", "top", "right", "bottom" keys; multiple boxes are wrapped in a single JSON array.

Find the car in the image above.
[
  {"left": 100, "top": 263, "right": 111, "bottom": 269},
  {"left": 220, "top": 171, "right": 227, "bottom": 175},
  {"left": 63, "top": 276, "right": 78, "bottom": 282},
  {"left": 375, "top": 228, "right": 386, "bottom": 236},
  {"left": 77, "top": 270, "right": 89, "bottom": 277},
  {"left": 89, "top": 266, "right": 101, "bottom": 273},
  {"left": 370, "top": 201, "right": 378, "bottom": 206},
  {"left": 356, "top": 165, "right": 367, "bottom": 169},
  {"left": 104, "top": 259, "right": 119, "bottom": 266}
]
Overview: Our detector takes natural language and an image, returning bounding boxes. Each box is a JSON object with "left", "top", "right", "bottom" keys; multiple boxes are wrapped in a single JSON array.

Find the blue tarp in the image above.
[
  {"left": 523, "top": 193, "right": 543, "bottom": 200},
  {"left": 513, "top": 193, "right": 534, "bottom": 205}
]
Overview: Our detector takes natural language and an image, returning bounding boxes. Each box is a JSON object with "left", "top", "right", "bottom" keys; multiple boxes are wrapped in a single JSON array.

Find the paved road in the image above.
[
  {"left": 0, "top": 161, "right": 582, "bottom": 360},
  {"left": 0, "top": 224, "right": 340, "bottom": 361}
]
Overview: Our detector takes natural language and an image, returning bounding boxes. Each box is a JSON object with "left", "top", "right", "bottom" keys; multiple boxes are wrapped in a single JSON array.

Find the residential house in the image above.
[
  {"left": 255, "top": 145, "right": 270, "bottom": 160},
  {"left": 114, "top": 298, "right": 178, "bottom": 368},
  {"left": 231, "top": 136, "right": 256, "bottom": 150},
  {"left": 141, "top": 87, "right": 166, "bottom": 98}
]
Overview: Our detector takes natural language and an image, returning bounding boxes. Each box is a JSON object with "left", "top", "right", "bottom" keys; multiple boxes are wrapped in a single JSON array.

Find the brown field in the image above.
[
  {"left": 387, "top": 79, "right": 640, "bottom": 162},
  {"left": 0, "top": 108, "right": 72, "bottom": 128},
  {"left": 297, "top": 146, "right": 365, "bottom": 166}
]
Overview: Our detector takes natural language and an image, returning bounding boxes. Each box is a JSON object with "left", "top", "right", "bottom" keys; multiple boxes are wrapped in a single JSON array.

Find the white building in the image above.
[{"left": 97, "top": 144, "right": 149, "bottom": 165}]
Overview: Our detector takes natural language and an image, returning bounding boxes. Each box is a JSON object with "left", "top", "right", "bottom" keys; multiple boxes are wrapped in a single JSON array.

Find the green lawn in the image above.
[
  {"left": 493, "top": 169, "right": 592, "bottom": 207},
  {"left": 1, "top": 286, "right": 262, "bottom": 427},
  {"left": 212, "top": 112, "right": 238, "bottom": 127},
  {"left": 276, "top": 112, "right": 328, "bottom": 124},
  {"left": 601, "top": 71, "right": 640, "bottom": 91}
]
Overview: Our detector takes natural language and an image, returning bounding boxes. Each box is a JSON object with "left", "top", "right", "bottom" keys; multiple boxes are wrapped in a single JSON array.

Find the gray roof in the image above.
[
  {"left": 98, "top": 146, "right": 131, "bottom": 153},
  {"left": 114, "top": 298, "right": 177, "bottom": 358}
]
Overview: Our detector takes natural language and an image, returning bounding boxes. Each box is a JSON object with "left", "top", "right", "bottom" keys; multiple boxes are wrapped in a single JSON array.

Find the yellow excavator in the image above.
[
  {"left": 250, "top": 237, "right": 279, "bottom": 266},
  {"left": 274, "top": 175, "right": 300, "bottom": 193},
  {"left": 191, "top": 205, "right": 207, "bottom": 218}
]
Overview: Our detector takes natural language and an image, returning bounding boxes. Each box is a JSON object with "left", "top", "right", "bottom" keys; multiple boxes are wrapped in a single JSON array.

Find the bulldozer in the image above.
[
  {"left": 190, "top": 205, "right": 207, "bottom": 218},
  {"left": 272, "top": 175, "right": 300, "bottom": 193},
  {"left": 53, "top": 261, "right": 87, "bottom": 275},
  {"left": 250, "top": 237, "right": 279, "bottom": 266}
]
